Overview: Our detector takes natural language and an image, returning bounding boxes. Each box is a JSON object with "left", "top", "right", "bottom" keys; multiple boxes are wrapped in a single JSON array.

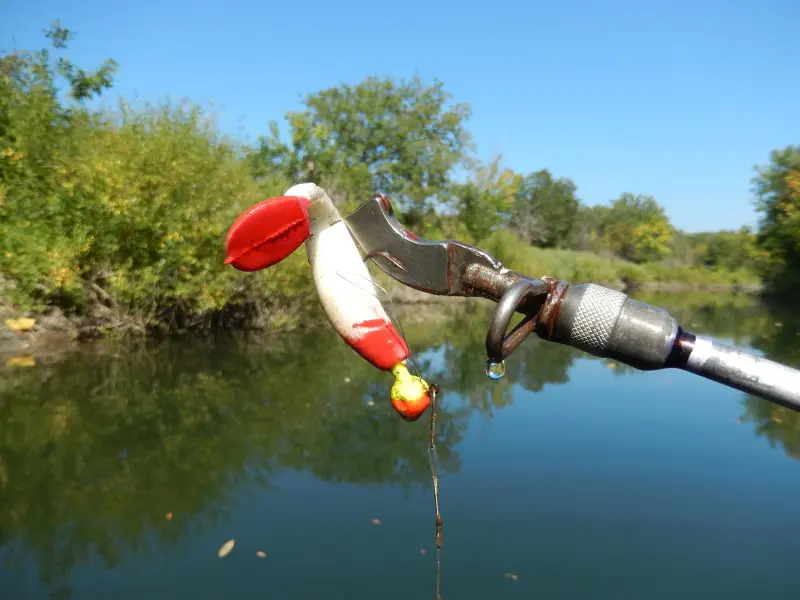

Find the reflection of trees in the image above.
[
  {"left": 423, "top": 303, "right": 577, "bottom": 417},
  {"left": 434, "top": 304, "right": 517, "bottom": 416},
  {"left": 0, "top": 327, "right": 469, "bottom": 591},
  {"left": 741, "top": 397, "right": 800, "bottom": 461},
  {"left": 738, "top": 299, "right": 800, "bottom": 462},
  {"left": 629, "top": 293, "right": 800, "bottom": 465},
  {"left": 628, "top": 294, "right": 800, "bottom": 466},
  {"left": 630, "top": 290, "right": 766, "bottom": 345},
  {"left": 1, "top": 290, "right": 797, "bottom": 593}
]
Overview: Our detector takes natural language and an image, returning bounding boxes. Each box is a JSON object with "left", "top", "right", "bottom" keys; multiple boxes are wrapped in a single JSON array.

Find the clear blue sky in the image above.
[{"left": 3, "top": 0, "right": 798, "bottom": 232}]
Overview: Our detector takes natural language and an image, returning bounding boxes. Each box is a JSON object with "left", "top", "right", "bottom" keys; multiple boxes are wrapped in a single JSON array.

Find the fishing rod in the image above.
[
  {"left": 343, "top": 192, "right": 800, "bottom": 413},
  {"left": 224, "top": 184, "right": 800, "bottom": 415}
]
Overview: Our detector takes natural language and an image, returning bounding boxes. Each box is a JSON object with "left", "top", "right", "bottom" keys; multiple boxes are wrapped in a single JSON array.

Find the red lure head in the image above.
[{"left": 224, "top": 195, "right": 312, "bottom": 271}]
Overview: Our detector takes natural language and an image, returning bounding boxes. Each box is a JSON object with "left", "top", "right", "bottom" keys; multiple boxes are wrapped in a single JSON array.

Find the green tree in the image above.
[
  {"left": 689, "top": 227, "right": 764, "bottom": 272},
  {"left": 510, "top": 169, "right": 581, "bottom": 248},
  {"left": 0, "top": 23, "right": 305, "bottom": 330},
  {"left": 594, "top": 193, "right": 674, "bottom": 263},
  {"left": 0, "top": 22, "right": 118, "bottom": 309},
  {"left": 44, "top": 21, "right": 118, "bottom": 102},
  {"left": 573, "top": 204, "right": 610, "bottom": 254},
  {"left": 752, "top": 146, "right": 800, "bottom": 294},
  {"left": 666, "top": 230, "right": 696, "bottom": 266},
  {"left": 450, "top": 156, "right": 522, "bottom": 242},
  {"left": 247, "top": 75, "right": 473, "bottom": 222}
]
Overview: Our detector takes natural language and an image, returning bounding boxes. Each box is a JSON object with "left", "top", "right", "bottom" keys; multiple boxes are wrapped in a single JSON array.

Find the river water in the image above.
[{"left": 2, "top": 292, "right": 800, "bottom": 599}]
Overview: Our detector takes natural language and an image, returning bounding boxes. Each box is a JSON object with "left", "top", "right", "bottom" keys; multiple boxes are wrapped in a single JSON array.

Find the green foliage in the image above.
[
  {"left": 510, "top": 169, "right": 581, "bottom": 248},
  {"left": 752, "top": 146, "right": 800, "bottom": 294},
  {"left": 685, "top": 227, "right": 766, "bottom": 272},
  {"left": 478, "top": 228, "right": 759, "bottom": 290},
  {"left": 247, "top": 74, "right": 473, "bottom": 221},
  {"left": 585, "top": 193, "right": 674, "bottom": 263},
  {"left": 45, "top": 21, "right": 118, "bottom": 102},
  {"left": 449, "top": 156, "right": 522, "bottom": 242},
  {"left": 0, "top": 25, "right": 310, "bottom": 331},
  {"left": 0, "top": 22, "right": 776, "bottom": 336}
]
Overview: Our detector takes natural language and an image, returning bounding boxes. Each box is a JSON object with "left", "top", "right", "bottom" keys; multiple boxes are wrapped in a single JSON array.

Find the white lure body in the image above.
[{"left": 284, "top": 183, "right": 410, "bottom": 371}]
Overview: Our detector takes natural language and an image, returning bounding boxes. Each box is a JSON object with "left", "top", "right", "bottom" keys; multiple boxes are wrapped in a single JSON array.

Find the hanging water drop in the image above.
[{"left": 485, "top": 359, "right": 506, "bottom": 380}]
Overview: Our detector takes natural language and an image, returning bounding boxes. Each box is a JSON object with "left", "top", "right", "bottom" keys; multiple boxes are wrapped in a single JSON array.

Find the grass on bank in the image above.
[{"left": 480, "top": 229, "right": 760, "bottom": 290}]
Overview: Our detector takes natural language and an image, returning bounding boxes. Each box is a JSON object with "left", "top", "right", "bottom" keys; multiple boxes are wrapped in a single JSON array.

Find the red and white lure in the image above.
[{"left": 224, "top": 183, "right": 432, "bottom": 421}]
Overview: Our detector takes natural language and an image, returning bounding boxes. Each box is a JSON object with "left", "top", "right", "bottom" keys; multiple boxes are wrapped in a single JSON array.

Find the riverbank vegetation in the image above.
[{"left": 1, "top": 23, "right": 796, "bottom": 338}]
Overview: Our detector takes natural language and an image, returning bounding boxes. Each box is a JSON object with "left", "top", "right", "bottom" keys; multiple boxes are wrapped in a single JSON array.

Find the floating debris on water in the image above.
[
  {"left": 218, "top": 539, "right": 235, "bottom": 558},
  {"left": 371, "top": 518, "right": 381, "bottom": 525},
  {"left": 344, "top": 377, "right": 351, "bottom": 383},
  {"left": 367, "top": 400, "right": 375, "bottom": 407},
  {"left": 504, "top": 572, "right": 519, "bottom": 581},
  {"left": 485, "top": 359, "right": 506, "bottom": 380},
  {"left": 165, "top": 512, "right": 173, "bottom": 520},
  {"left": 256, "top": 551, "right": 266, "bottom": 559},
  {"left": 419, "top": 548, "right": 428, "bottom": 555},
  {"left": 606, "top": 362, "right": 617, "bottom": 369}
]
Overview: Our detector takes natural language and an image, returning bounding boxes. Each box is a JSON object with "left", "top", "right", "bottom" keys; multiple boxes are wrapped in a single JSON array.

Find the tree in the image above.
[
  {"left": 0, "top": 22, "right": 118, "bottom": 309},
  {"left": 752, "top": 146, "right": 800, "bottom": 293},
  {"left": 509, "top": 169, "right": 581, "bottom": 248},
  {"left": 573, "top": 204, "right": 610, "bottom": 254},
  {"left": 247, "top": 75, "right": 473, "bottom": 222},
  {"left": 689, "top": 227, "right": 764, "bottom": 272},
  {"left": 450, "top": 156, "right": 522, "bottom": 242},
  {"left": 595, "top": 193, "right": 674, "bottom": 263},
  {"left": 0, "top": 22, "right": 292, "bottom": 326},
  {"left": 45, "top": 22, "right": 118, "bottom": 102}
]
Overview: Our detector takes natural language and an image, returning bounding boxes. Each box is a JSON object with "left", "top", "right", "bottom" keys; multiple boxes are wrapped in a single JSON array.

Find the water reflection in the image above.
[
  {"left": 734, "top": 298, "right": 800, "bottom": 461},
  {"left": 1, "top": 291, "right": 799, "bottom": 596},
  {"left": 0, "top": 326, "right": 469, "bottom": 589}
]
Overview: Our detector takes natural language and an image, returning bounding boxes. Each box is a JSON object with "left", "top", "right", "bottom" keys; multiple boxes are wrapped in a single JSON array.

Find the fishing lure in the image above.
[{"left": 224, "top": 183, "right": 431, "bottom": 421}]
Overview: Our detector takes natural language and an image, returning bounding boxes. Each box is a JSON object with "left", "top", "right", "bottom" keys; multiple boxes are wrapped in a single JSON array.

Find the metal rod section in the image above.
[
  {"left": 677, "top": 332, "right": 800, "bottom": 411},
  {"left": 544, "top": 282, "right": 800, "bottom": 411}
]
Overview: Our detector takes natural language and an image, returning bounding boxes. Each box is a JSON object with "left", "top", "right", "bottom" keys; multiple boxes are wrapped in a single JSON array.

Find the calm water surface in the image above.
[{"left": 2, "top": 292, "right": 800, "bottom": 599}]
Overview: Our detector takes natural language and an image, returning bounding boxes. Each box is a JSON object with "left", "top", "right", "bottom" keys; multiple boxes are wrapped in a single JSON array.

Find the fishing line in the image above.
[
  {"left": 336, "top": 268, "right": 444, "bottom": 599},
  {"left": 428, "top": 383, "right": 443, "bottom": 600},
  {"left": 333, "top": 269, "right": 423, "bottom": 377}
]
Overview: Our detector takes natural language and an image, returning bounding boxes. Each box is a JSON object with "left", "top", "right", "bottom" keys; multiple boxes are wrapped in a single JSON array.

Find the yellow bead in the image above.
[{"left": 389, "top": 361, "right": 431, "bottom": 421}]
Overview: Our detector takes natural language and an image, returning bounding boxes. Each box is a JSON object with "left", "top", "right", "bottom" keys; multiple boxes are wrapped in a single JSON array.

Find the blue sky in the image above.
[{"left": 2, "top": 0, "right": 798, "bottom": 232}]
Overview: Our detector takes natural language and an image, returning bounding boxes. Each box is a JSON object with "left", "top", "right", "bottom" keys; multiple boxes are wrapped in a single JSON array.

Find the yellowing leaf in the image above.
[
  {"left": 6, "top": 355, "right": 36, "bottom": 368},
  {"left": 5, "top": 318, "right": 36, "bottom": 332}
]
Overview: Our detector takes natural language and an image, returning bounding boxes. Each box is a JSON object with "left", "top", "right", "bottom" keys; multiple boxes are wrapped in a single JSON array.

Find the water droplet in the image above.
[{"left": 485, "top": 359, "right": 506, "bottom": 380}]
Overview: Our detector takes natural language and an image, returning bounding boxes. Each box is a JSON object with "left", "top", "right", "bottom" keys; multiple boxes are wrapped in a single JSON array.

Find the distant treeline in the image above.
[{"left": 1, "top": 22, "right": 797, "bottom": 335}]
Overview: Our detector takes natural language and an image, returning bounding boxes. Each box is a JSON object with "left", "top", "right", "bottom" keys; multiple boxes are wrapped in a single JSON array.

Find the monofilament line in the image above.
[
  {"left": 334, "top": 269, "right": 423, "bottom": 377},
  {"left": 335, "top": 268, "right": 443, "bottom": 598},
  {"left": 429, "top": 383, "right": 443, "bottom": 600}
]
